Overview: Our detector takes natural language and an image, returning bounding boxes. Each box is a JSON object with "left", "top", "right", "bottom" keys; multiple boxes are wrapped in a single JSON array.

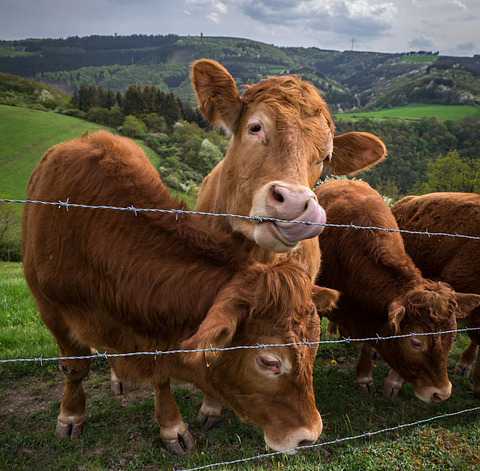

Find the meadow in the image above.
[
  {"left": 1, "top": 261, "right": 479, "bottom": 471},
  {"left": 0, "top": 105, "right": 160, "bottom": 199},
  {"left": 334, "top": 103, "right": 480, "bottom": 122}
]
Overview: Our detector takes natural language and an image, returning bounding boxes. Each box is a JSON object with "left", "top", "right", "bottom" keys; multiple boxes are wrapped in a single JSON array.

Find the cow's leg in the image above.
[
  {"left": 454, "top": 340, "right": 478, "bottom": 377},
  {"left": 325, "top": 320, "right": 339, "bottom": 338},
  {"left": 198, "top": 394, "right": 223, "bottom": 430},
  {"left": 355, "top": 343, "right": 376, "bottom": 395},
  {"left": 471, "top": 346, "right": 480, "bottom": 397},
  {"left": 154, "top": 379, "right": 195, "bottom": 455},
  {"left": 380, "top": 369, "right": 404, "bottom": 398},
  {"left": 34, "top": 297, "right": 92, "bottom": 439},
  {"left": 108, "top": 358, "right": 132, "bottom": 395},
  {"left": 56, "top": 347, "right": 92, "bottom": 439}
]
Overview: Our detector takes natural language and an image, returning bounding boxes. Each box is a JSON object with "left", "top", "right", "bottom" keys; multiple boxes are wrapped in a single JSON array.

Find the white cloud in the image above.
[{"left": 453, "top": 0, "right": 467, "bottom": 10}]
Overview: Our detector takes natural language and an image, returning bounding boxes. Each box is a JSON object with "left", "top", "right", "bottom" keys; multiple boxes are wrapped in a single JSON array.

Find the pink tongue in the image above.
[{"left": 275, "top": 199, "right": 326, "bottom": 242}]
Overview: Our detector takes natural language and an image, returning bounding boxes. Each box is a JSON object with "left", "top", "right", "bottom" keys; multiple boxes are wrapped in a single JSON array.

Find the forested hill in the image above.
[{"left": 1, "top": 34, "right": 479, "bottom": 111}]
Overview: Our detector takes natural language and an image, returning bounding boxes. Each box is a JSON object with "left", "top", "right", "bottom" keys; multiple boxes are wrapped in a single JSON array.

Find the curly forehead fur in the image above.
[
  {"left": 241, "top": 75, "right": 335, "bottom": 133},
  {"left": 237, "top": 258, "right": 319, "bottom": 379},
  {"left": 405, "top": 280, "right": 458, "bottom": 327}
]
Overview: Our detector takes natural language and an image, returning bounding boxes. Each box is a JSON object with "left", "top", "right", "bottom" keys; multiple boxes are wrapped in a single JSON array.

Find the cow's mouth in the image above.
[{"left": 272, "top": 199, "right": 327, "bottom": 243}]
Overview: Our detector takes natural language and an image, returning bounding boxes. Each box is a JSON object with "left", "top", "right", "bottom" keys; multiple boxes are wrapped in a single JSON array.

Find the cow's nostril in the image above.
[
  {"left": 431, "top": 392, "right": 444, "bottom": 403},
  {"left": 271, "top": 187, "right": 284, "bottom": 203},
  {"left": 297, "top": 439, "right": 315, "bottom": 447}
]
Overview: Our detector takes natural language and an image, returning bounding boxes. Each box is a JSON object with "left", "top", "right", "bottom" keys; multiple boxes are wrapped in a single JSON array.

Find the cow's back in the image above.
[
  {"left": 392, "top": 192, "right": 480, "bottom": 294},
  {"left": 22, "top": 130, "right": 241, "bottom": 354},
  {"left": 316, "top": 180, "right": 418, "bottom": 309}
]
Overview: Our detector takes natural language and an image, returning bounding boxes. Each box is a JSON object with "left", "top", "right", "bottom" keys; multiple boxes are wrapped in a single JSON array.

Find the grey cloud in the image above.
[
  {"left": 457, "top": 41, "right": 476, "bottom": 51},
  {"left": 408, "top": 36, "right": 435, "bottom": 49},
  {"left": 239, "top": 0, "right": 397, "bottom": 39}
]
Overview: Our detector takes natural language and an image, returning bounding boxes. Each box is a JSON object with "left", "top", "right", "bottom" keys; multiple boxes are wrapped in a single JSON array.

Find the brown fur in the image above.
[
  {"left": 315, "top": 181, "right": 480, "bottom": 398},
  {"left": 22, "top": 130, "right": 330, "bottom": 449},
  {"left": 191, "top": 59, "right": 387, "bottom": 281},
  {"left": 392, "top": 192, "right": 480, "bottom": 393}
]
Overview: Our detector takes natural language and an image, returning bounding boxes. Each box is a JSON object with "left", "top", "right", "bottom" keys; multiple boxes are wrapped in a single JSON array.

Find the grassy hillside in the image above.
[
  {"left": 335, "top": 104, "right": 480, "bottom": 121},
  {"left": 0, "top": 105, "right": 160, "bottom": 199}
]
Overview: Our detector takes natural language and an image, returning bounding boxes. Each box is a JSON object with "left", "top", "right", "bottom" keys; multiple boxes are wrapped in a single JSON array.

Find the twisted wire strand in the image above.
[
  {"left": 176, "top": 406, "right": 480, "bottom": 471},
  {"left": 1, "top": 327, "right": 478, "bottom": 364},
  {"left": 1, "top": 198, "right": 480, "bottom": 241}
]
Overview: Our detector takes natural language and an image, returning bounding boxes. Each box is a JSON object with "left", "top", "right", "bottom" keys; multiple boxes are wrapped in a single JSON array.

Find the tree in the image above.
[
  {"left": 121, "top": 115, "right": 147, "bottom": 138},
  {"left": 413, "top": 150, "right": 480, "bottom": 194}
]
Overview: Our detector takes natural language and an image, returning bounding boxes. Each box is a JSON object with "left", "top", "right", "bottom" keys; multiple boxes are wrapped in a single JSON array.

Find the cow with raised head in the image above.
[
  {"left": 315, "top": 180, "right": 480, "bottom": 402},
  {"left": 22, "top": 131, "right": 339, "bottom": 455},
  {"left": 190, "top": 59, "right": 386, "bottom": 425},
  {"left": 392, "top": 192, "right": 480, "bottom": 395}
]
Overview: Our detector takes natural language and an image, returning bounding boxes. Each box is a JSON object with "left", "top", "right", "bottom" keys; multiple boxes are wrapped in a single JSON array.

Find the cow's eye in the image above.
[
  {"left": 410, "top": 338, "right": 422, "bottom": 350},
  {"left": 249, "top": 122, "right": 263, "bottom": 134}
]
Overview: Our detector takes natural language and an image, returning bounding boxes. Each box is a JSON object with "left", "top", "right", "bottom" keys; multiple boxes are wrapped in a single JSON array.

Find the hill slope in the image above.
[
  {"left": 0, "top": 105, "right": 159, "bottom": 199},
  {"left": 1, "top": 35, "right": 479, "bottom": 110}
]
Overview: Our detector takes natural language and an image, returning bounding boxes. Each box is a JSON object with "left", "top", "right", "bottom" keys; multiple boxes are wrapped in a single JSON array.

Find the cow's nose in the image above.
[
  {"left": 431, "top": 391, "right": 449, "bottom": 402},
  {"left": 297, "top": 439, "right": 315, "bottom": 448}
]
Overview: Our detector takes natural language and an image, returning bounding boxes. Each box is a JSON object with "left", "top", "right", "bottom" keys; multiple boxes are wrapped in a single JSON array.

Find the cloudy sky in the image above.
[{"left": 1, "top": 0, "right": 478, "bottom": 56}]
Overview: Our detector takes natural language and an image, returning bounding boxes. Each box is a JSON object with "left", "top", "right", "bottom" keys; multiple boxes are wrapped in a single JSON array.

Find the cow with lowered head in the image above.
[
  {"left": 22, "top": 130, "right": 339, "bottom": 455},
  {"left": 392, "top": 192, "right": 480, "bottom": 395},
  {"left": 315, "top": 180, "right": 480, "bottom": 402}
]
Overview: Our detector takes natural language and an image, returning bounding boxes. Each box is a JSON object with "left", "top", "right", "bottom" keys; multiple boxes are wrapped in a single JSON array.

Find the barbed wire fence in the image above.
[{"left": 1, "top": 197, "right": 480, "bottom": 470}]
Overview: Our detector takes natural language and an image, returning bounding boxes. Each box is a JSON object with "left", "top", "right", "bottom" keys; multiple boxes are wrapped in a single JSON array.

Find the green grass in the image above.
[
  {"left": 401, "top": 55, "right": 438, "bottom": 64},
  {"left": 334, "top": 103, "right": 480, "bottom": 122},
  {"left": 0, "top": 105, "right": 161, "bottom": 199},
  {"left": 1, "top": 261, "right": 479, "bottom": 470}
]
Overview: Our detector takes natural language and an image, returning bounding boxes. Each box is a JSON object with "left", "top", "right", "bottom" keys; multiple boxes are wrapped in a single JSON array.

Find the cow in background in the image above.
[
  {"left": 393, "top": 192, "right": 480, "bottom": 395},
  {"left": 191, "top": 59, "right": 386, "bottom": 425},
  {"left": 315, "top": 180, "right": 480, "bottom": 402},
  {"left": 22, "top": 131, "right": 339, "bottom": 455}
]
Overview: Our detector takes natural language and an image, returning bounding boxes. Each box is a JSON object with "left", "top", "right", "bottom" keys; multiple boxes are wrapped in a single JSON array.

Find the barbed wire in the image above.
[
  {"left": 175, "top": 406, "right": 480, "bottom": 471},
  {"left": 1, "top": 198, "right": 480, "bottom": 241},
  {"left": 1, "top": 326, "right": 478, "bottom": 365}
]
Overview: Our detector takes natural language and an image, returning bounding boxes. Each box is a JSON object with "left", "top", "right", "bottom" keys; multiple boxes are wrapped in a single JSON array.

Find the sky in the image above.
[{"left": 1, "top": 0, "right": 479, "bottom": 56}]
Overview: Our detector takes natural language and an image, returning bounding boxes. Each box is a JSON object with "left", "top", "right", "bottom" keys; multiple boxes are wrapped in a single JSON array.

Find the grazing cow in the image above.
[
  {"left": 392, "top": 192, "right": 480, "bottom": 395},
  {"left": 22, "top": 131, "right": 339, "bottom": 455},
  {"left": 191, "top": 59, "right": 386, "bottom": 424},
  {"left": 315, "top": 180, "right": 480, "bottom": 402}
]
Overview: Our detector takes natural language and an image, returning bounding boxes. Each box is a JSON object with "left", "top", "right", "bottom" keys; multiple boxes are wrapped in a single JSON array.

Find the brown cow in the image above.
[
  {"left": 22, "top": 131, "right": 339, "bottom": 455},
  {"left": 315, "top": 180, "right": 480, "bottom": 402},
  {"left": 192, "top": 59, "right": 387, "bottom": 279},
  {"left": 392, "top": 192, "right": 480, "bottom": 395},
  {"left": 191, "top": 59, "right": 386, "bottom": 423}
]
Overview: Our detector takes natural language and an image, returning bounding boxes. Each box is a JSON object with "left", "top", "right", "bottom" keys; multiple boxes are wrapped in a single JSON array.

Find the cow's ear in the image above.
[
  {"left": 180, "top": 295, "right": 242, "bottom": 366},
  {"left": 322, "top": 132, "right": 386, "bottom": 177},
  {"left": 455, "top": 292, "right": 480, "bottom": 319},
  {"left": 388, "top": 300, "right": 406, "bottom": 335},
  {"left": 312, "top": 285, "right": 340, "bottom": 314},
  {"left": 191, "top": 59, "right": 242, "bottom": 134}
]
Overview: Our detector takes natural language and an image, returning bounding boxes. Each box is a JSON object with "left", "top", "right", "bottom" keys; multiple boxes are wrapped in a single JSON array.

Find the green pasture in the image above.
[
  {"left": 0, "top": 105, "right": 160, "bottom": 199},
  {"left": 401, "top": 55, "right": 438, "bottom": 64},
  {"left": 1, "top": 261, "right": 479, "bottom": 470},
  {"left": 334, "top": 103, "right": 480, "bottom": 122}
]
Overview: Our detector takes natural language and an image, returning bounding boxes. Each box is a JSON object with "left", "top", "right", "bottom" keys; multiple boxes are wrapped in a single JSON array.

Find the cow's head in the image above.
[
  {"left": 375, "top": 281, "right": 480, "bottom": 402},
  {"left": 181, "top": 259, "right": 339, "bottom": 452},
  {"left": 192, "top": 59, "right": 386, "bottom": 253}
]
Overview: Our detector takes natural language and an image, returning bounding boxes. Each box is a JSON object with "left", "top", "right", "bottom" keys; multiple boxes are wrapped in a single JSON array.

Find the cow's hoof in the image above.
[
  {"left": 162, "top": 429, "right": 195, "bottom": 455},
  {"left": 55, "top": 420, "right": 84, "bottom": 439},
  {"left": 357, "top": 382, "right": 376, "bottom": 396},
  {"left": 380, "top": 383, "right": 399, "bottom": 398},
  {"left": 197, "top": 410, "right": 224, "bottom": 430},
  {"left": 453, "top": 364, "right": 471, "bottom": 377},
  {"left": 111, "top": 380, "right": 130, "bottom": 395}
]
